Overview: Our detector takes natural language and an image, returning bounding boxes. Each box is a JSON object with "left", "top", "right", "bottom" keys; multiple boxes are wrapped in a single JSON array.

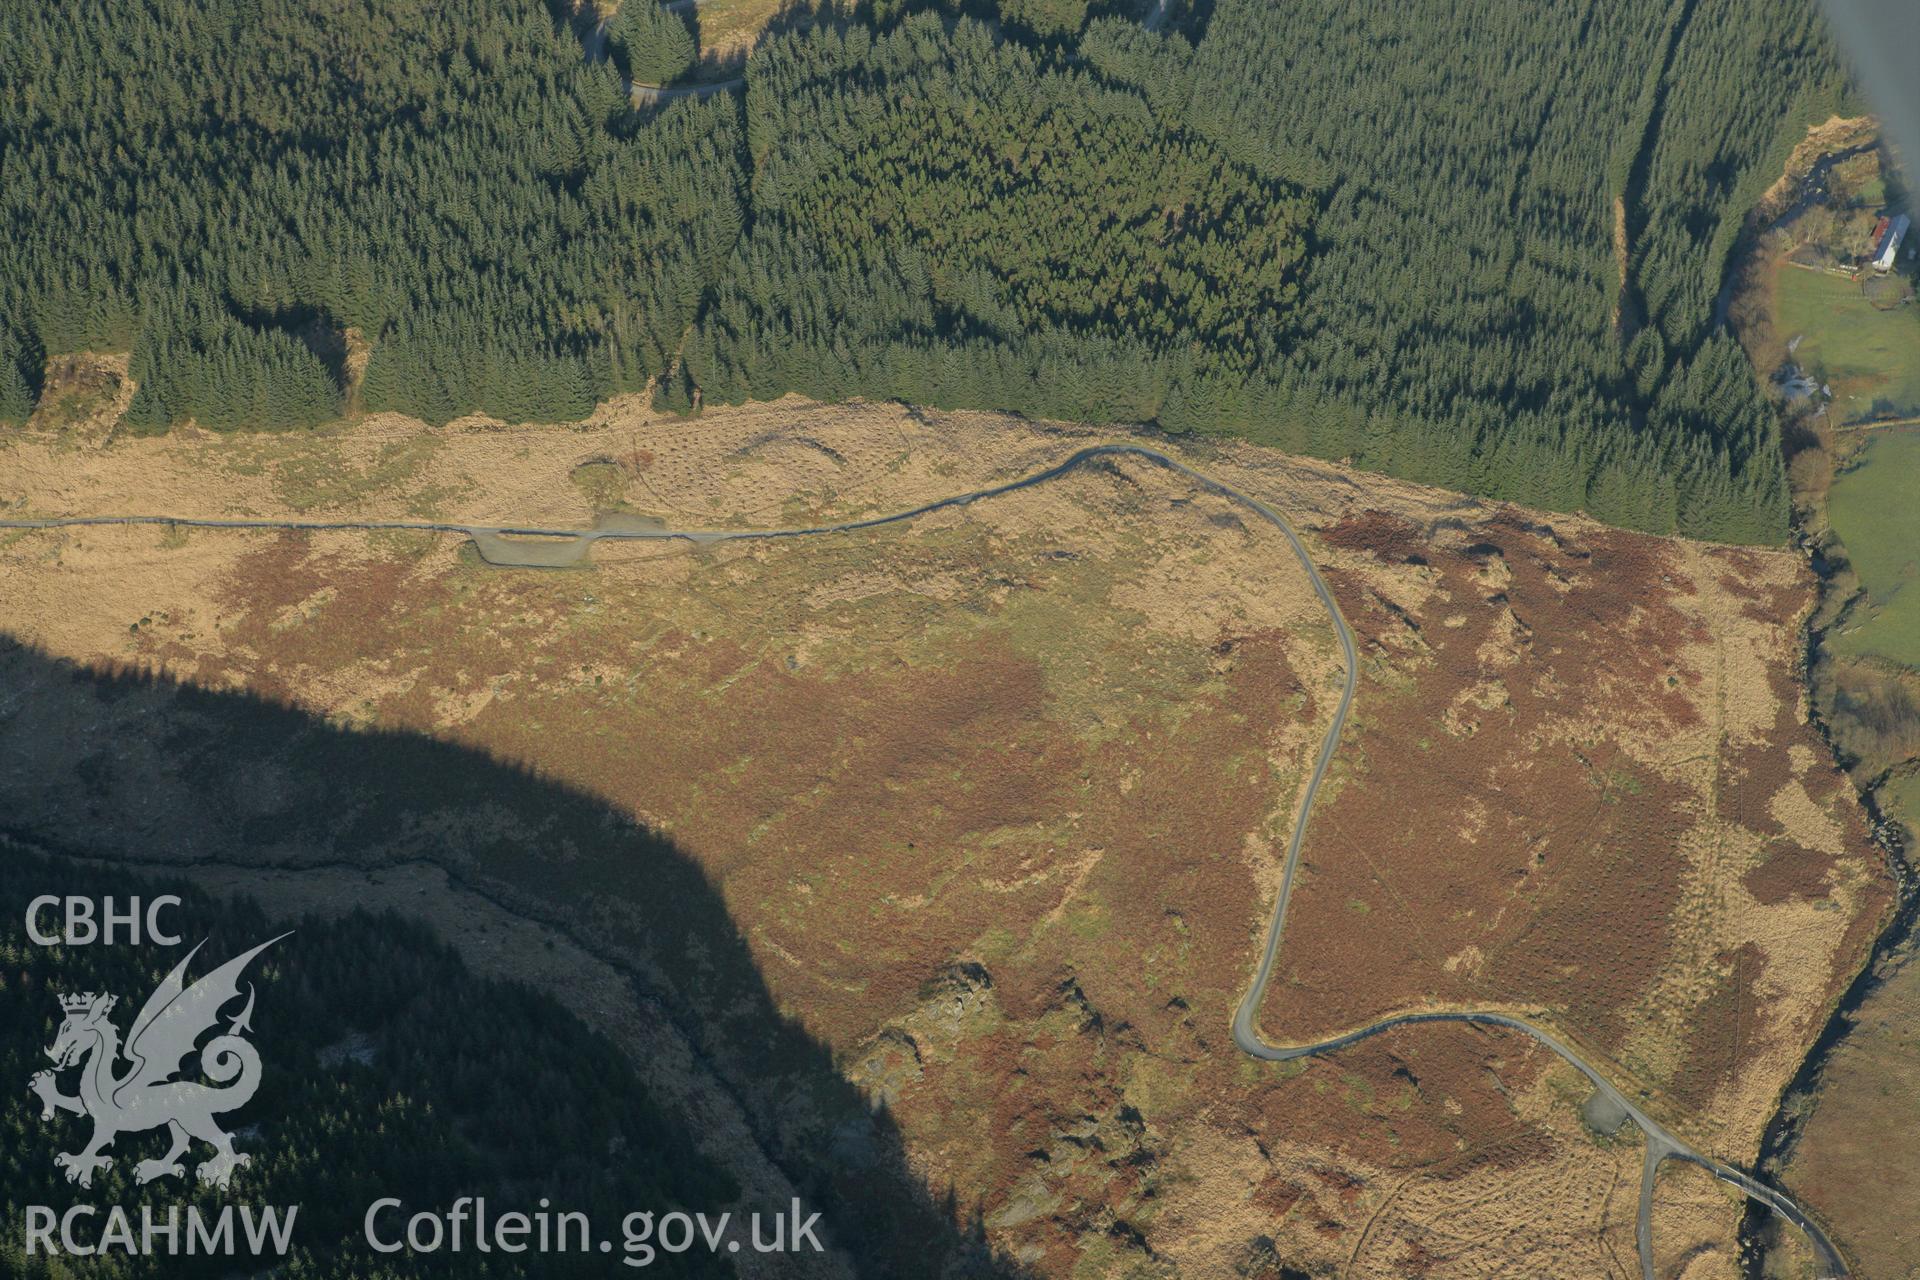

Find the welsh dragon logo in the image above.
[{"left": 29, "top": 935, "right": 286, "bottom": 1191}]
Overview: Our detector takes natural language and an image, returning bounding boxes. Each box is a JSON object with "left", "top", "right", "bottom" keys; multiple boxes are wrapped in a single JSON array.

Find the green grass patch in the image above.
[
  {"left": 1885, "top": 769, "right": 1920, "bottom": 845},
  {"left": 570, "top": 459, "right": 630, "bottom": 510},
  {"left": 1830, "top": 430, "right": 1920, "bottom": 666},
  {"left": 1775, "top": 268, "right": 1920, "bottom": 424},
  {"left": 271, "top": 434, "right": 443, "bottom": 512},
  {"left": 1066, "top": 898, "right": 1112, "bottom": 942}
]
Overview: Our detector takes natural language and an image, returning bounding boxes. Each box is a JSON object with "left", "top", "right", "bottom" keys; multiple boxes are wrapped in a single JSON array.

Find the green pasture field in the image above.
[
  {"left": 1776, "top": 267, "right": 1920, "bottom": 423},
  {"left": 1829, "top": 428, "right": 1920, "bottom": 666}
]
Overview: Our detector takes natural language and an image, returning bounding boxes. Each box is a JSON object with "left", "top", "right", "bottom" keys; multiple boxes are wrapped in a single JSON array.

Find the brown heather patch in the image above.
[
  {"left": 1664, "top": 942, "right": 1769, "bottom": 1116},
  {"left": 1728, "top": 676, "right": 1844, "bottom": 909},
  {"left": 1486, "top": 760, "right": 1694, "bottom": 1050},
  {"left": 362, "top": 576, "right": 1113, "bottom": 1051},
  {"left": 1205, "top": 1024, "right": 1563, "bottom": 1192},
  {"left": 1726, "top": 745, "right": 1796, "bottom": 842},
  {"left": 1335, "top": 1061, "right": 1648, "bottom": 1279},
  {"left": 1318, "top": 509, "right": 1428, "bottom": 562},
  {"left": 1710, "top": 556, "right": 1811, "bottom": 629},
  {"left": 1260, "top": 503, "right": 1890, "bottom": 1155},
  {"left": 1741, "top": 845, "right": 1837, "bottom": 906},
  {"left": 1263, "top": 515, "right": 1701, "bottom": 1050}
]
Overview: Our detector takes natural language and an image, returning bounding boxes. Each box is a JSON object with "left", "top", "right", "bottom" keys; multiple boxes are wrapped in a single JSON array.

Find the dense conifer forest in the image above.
[
  {"left": 0, "top": 0, "right": 742, "bottom": 430},
  {"left": 608, "top": 0, "right": 698, "bottom": 86},
  {"left": 0, "top": 0, "right": 1863, "bottom": 540},
  {"left": 0, "top": 852, "right": 734, "bottom": 1278},
  {"left": 677, "top": 15, "right": 1311, "bottom": 428}
]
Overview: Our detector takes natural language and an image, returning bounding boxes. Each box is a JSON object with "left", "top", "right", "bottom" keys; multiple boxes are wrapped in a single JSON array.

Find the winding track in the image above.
[{"left": 0, "top": 443, "right": 1848, "bottom": 1278}]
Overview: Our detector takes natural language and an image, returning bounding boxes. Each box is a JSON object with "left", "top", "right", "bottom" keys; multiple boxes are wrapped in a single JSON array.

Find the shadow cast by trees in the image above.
[{"left": 0, "top": 635, "right": 1033, "bottom": 1280}]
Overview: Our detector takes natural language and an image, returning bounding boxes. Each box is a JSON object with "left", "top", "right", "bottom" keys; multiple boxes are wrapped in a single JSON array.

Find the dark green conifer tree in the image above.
[
  {"left": 0, "top": 330, "right": 34, "bottom": 425},
  {"left": 610, "top": 1, "right": 696, "bottom": 87}
]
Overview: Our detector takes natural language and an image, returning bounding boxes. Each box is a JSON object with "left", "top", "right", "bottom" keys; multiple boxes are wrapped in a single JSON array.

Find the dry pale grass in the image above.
[
  {"left": 2, "top": 391, "right": 1482, "bottom": 539},
  {"left": 22, "top": 353, "right": 135, "bottom": 444},
  {"left": 1332, "top": 1059, "right": 1648, "bottom": 1279},
  {"left": 1607, "top": 541, "right": 1887, "bottom": 1152},
  {"left": 1648, "top": 1161, "right": 1745, "bottom": 1280},
  {"left": 689, "top": 0, "right": 793, "bottom": 61}
]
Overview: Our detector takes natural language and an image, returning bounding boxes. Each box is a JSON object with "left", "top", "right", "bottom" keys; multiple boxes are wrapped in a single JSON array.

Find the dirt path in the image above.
[{"left": 0, "top": 443, "right": 1851, "bottom": 1278}]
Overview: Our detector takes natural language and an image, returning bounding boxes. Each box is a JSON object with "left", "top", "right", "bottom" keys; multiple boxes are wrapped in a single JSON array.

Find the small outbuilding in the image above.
[{"left": 1873, "top": 213, "right": 1910, "bottom": 273}]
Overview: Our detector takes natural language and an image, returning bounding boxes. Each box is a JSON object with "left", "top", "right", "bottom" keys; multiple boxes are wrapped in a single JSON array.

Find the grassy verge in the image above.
[{"left": 1829, "top": 429, "right": 1920, "bottom": 668}]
